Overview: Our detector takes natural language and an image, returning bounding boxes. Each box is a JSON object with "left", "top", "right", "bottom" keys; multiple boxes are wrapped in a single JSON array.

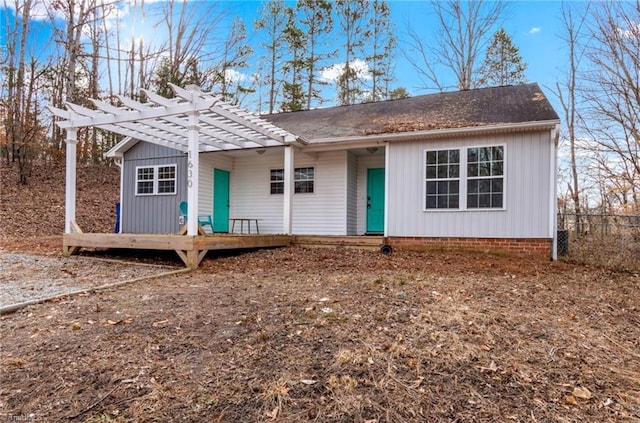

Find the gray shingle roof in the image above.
[{"left": 263, "top": 83, "right": 559, "bottom": 141}]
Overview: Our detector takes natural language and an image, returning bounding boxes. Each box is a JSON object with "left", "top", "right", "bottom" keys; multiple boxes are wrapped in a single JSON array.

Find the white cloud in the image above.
[
  {"left": 320, "top": 59, "right": 372, "bottom": 83},
  {"left": 529, "top": 27, "right": 541, "bottom": 35},
  {"left": 224, "top": 68, "right": 247, "bottom": 84}
]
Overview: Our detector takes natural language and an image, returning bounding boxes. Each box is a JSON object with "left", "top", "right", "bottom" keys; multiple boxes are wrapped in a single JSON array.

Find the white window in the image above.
[
  {"left": 270, "top": 167, "right": 315, "bottom": 194},
  {"left": 294, "top": 167, "right": 314, "bottom": 193},
  {"left": 466, "top": 146, "right": 504, "bottom": 209},
  {"left": 136, "top": 165, "right": 177, "bottom": 195},
  {"left": 270, "top": 169, "right": 284, "bottom": 194},
  {"left": 425, "top": 149, "right": 460, "bottom": 209},
  {"left": 424, "top": 145, "right": 504, "bottom": 210}
]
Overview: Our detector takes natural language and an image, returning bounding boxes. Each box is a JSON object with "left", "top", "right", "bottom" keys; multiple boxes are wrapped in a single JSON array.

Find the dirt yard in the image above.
[{"left": 1, "top": 242, "right": 639, "bottom": 422}]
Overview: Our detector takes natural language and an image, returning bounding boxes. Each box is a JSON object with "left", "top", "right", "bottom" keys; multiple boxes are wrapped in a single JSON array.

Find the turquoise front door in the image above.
[
  {"left": 213, "top": 169, "right": 230, "bottom": 232},
  {"left": 366, "top": 168, "right": 385, "bottom": 233}
]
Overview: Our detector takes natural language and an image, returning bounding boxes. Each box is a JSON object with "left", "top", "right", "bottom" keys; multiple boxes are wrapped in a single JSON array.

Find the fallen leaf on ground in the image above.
[
  {"left": 107, "top": 319, "right": 132, "bottom": 325},
  {"left": 265, "top": 406, "right": 279, "bottom": 419},
  {"left": 573, "top": 386, "right": 592, "bottom": 400},
  {"left": 412, "top": 377, "right": 424, "bottom": 388},
  {"left": 565, "top": 395, "right": 578, "bottom": 406}
]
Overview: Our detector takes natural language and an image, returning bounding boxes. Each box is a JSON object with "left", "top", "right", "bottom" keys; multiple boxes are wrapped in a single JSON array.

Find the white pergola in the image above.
[{"left": 49, "top": 84, "right": 299, "bottom": 237}]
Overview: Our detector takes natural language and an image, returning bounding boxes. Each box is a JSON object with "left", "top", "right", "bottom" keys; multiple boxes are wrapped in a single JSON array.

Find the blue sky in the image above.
[
  {"left": 389, "top": 1, "right": 569, "bottom": 109},
  {"left": 1, "top": 0, "right": 572, "bottom": 112}
]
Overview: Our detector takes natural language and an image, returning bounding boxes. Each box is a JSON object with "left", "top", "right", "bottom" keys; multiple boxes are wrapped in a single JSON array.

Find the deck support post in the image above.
[
  {"left": 186, "top": 111, "right": 200, "bottom": 236},
  {"left": 283, "top": 146, "right": 294, "bottom": 234},
  {"left": 65, "top": 129, "right": 78, "bottom": 235},
  {"left": 186, "top": 248, "right": 199, "bottom": 269}
]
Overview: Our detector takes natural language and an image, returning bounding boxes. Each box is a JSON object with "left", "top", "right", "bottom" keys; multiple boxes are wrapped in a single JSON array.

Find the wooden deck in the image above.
[
  {"left": 63, "top": 233, "right": 291, "bottom": 268},
  {"left": 63, "top": 233, "right": 386, "bottom": 268}
]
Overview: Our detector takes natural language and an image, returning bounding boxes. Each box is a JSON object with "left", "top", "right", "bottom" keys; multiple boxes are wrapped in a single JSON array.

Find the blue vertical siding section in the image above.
[{"left": 121, "top": 142, "right": 187, "bottom": 234}]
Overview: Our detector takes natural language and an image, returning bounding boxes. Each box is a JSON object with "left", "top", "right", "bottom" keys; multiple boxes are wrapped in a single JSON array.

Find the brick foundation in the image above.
[{"left": 387, "top": 237, "right": 552, "bottom": 259}]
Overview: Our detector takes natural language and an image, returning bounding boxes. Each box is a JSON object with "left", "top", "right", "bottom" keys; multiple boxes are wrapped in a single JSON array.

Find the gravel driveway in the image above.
[{"left": 0, "top": 253, "right": 177, "bottom": 311}]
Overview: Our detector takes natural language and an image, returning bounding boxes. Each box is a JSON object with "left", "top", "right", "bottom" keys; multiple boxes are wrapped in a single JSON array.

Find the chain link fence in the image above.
[{"left": 557, "top": 213, "right": 640, "bottom": 271}]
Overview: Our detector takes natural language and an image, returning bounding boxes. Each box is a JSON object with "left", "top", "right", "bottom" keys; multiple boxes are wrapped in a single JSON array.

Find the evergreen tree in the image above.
[
  {"left": 282, "top": 8, "right": 307, "bottom": 112},
  {"left": 335, "top": 0, "right": 370, "bottom": 105},
  {"left": 297, "top": 0, "right": 333, "bottom": 109},
  {"left": 152, "top": 56, "right": 201, "bottom": 99},
  {"left": 215, "top": 17, "right": 253, "bottom": 105},
  {"left": 367, "top": 0, "right": 395, "bottom": 102},
  {"left": 389, "top": 87, "right": 410, "bottom": 100},
  {"left": 479, "top": 28, "right": 527, "bottom": 87},
  {"left": 254, "top": 0, "right": 288, "bottom": 113}
]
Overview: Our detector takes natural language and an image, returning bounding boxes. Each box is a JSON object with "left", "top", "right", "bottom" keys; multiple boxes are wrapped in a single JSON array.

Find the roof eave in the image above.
[
  {"left": 105, "top": 136, "right": 136, "bottom": 158},
  {"left": 301, "top": 120, "right": 561, "bottom": 152}
]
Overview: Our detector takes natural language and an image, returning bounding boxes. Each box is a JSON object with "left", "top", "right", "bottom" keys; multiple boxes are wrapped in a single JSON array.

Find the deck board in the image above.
[{"left": 62, "top": 233, "right": 384, "bottom": 268}]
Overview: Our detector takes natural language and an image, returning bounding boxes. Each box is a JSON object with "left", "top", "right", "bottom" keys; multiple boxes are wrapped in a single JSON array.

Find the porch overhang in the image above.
[{"left": 48, "top": 84, "right": 298, "bottom": 238}]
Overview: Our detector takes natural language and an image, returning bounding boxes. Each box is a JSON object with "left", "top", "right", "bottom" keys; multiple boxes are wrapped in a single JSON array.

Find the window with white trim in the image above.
[
  {"left": 136, "top": 165, "right": 177, "bottom": 195},
  {"left": 424, "top": 145, "right": 504, "bottom": 210},
  {"left": 466, "top": 146, "right": 504, "bottom": 209},
  {"left": 425, "top": 149, "right": 460, "bottom": 209},
  {"left": 294, "top": 167, "right": 314, "bottom": 193},
  {"left": 270, "top": 167, "right": 315, "bottom": 194},
  {"left": 270, "top": 169, "right": 284, "bottom": 194}
]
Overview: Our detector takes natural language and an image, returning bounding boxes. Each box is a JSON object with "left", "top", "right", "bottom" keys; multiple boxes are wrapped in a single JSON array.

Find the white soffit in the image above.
[{"left": 47, "top": 84, "right": 295, "bottom": 154}]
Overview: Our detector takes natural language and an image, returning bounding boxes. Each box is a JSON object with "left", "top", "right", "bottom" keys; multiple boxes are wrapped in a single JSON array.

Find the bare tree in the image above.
[
  {"left": 582, "top": 1, "right": 640, "bottom": 212},
  {"left": 405, "top": 0, "right": 506, "bottom": 91},
  {"left": 1, "top": 0, "right": 42, "bottom": 183},
  {"left": 151, "top": 0, "right": 222, "bottom": 97},
  {"left": 215, "top": 17, "right": 253, "bottom": 105},
  {"left": 555, "top": 2, "right": 589, "bottom": 235}
]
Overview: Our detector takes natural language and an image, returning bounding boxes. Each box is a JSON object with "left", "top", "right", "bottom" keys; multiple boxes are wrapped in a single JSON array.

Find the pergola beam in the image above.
[
  {"left": 116, "top": 93, "right": 254, "bottom": 150},
  {"left": 90, "top": 99, "right": 235, "bottom": 151},
  {"left": 55, "top": 98, "right": 216, "bottom": 129},
  {"left": 210, "top": 103, "right": 286, "bottom": 143},
  {"left": 49, "top": 86, "right": 293, "bottom": 154}
]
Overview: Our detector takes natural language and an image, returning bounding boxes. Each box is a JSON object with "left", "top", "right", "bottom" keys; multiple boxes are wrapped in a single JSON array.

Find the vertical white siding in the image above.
[
  {"left": 293, "top": 150, "right": 348, "bottom": 235},
  {"left": 387, "top": 131, "right": 553, "bottom": 238},
  {"left": 346, "top": 152, "right": 358, "bottom": 235},
  {"left": 356, "top": 153, "right": 385, "bottom": 235},
  {"left": 199, "top": 152, "right": 233, "bottom": 218},
  {"left": 231, "top": 149, "right": 349, "bottom": 235},
  {"left": 232, "top": 150, "right": 286, "bottom": 233}
]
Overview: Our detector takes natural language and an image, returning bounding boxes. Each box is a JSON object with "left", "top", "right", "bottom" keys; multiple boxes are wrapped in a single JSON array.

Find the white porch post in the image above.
[
  {"left": 283, "top": 146, "right": 294, "bottom": 234},
  {"left": 186, "top": 111, "right": 200, "bottom": 236},
  {"left": 65, "top": 129, "right": 78, "bottom": 234},
  {"left": 383, "top": 142, "right": 390, "bottom": 238}
]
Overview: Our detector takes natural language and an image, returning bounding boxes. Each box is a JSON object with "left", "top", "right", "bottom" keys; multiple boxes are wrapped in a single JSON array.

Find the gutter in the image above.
[{"left": 550, "top": 123, "right": 561, "bottom": 260}]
